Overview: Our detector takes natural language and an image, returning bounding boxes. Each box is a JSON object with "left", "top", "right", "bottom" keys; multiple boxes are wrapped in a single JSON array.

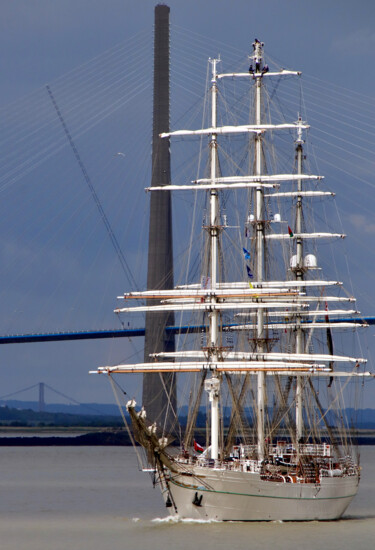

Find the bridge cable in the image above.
[{"left": 46, "top": 84, "right": 139, "bottom": 290}]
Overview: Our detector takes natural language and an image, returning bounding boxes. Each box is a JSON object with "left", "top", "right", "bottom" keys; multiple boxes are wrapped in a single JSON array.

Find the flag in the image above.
[
  {"left": 288, "top": 226, "right": 294, "bottom": 238},
  {"left": 194, "top": 440, "right": 204, "bottom": 453},
  {"left": 243, "top": 247, "right": 251, "bottom": 260},
  {"left": 246, "top": 265, "right": 253, "bottom": 279}
]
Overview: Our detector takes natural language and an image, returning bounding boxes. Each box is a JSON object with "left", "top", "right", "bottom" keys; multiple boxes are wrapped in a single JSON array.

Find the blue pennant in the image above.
[{"left": 243, "top": 247, "right": 251, "bottom": 260}]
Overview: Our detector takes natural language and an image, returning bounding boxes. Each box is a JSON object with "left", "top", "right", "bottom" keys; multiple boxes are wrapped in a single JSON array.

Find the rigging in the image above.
[{"left": 46, "top": 84, "right": 138, "bottom": 290}]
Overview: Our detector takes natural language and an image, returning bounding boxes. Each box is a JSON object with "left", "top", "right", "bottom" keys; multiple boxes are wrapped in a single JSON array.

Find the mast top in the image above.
[
  {"left": 209, "top": 56, "right": 221, "bottom": 82},
  {"left": 250, "top": 38, "right": 268, "bottom": 75},
  {"left": 295, "top": 116, "right": 306, "bottom": 145}
]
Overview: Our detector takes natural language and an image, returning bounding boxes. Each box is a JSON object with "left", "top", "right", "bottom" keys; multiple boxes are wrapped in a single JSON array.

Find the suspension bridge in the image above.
[
  {"left": 0, "top": 381, "right": 115, "bottom": 416},
  {"left": 0, "top": 381, "right": 83, "bottom": 412},
  {"left": 0, "top": 317, "right": 373, "bottom": 346}
]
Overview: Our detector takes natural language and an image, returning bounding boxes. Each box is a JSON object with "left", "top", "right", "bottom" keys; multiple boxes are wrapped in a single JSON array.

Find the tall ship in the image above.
[{"left": 93, "top": 39, "right": 373, "bottom": 521}]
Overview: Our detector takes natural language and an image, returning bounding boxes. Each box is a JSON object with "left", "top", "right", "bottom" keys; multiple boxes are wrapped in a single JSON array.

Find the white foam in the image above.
[{"left": 152, "top": 515, "right": 220, "bottom": 524}]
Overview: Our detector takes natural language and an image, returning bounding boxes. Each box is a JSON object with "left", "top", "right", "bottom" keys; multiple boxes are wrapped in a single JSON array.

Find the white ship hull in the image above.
[{"left": 164, "top": 468, "right": 359, "bottom": 521}]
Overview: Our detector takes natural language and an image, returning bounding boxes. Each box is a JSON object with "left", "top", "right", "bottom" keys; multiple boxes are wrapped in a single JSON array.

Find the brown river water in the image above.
[{"left": 0, "top": 446, "right": 374, "bottom": 550}]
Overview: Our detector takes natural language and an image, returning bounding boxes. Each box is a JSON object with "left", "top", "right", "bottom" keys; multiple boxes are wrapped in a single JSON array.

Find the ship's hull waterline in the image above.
[{"left": 164, "top": 469, "right": 359, "bottom": 521}]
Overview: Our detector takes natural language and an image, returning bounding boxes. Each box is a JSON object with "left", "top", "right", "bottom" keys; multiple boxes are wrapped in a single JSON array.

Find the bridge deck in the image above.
[{"left": 0, "top": 318, "right": 372, "bottom": 344}]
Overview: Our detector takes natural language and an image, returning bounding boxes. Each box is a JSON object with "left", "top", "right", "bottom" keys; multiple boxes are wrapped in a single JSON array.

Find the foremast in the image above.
[{"left": 204, "top": 57, "right": 221, "bottom": 461}]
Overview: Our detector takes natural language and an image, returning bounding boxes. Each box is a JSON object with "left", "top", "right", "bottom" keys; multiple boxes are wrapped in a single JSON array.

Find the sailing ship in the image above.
[{"left": 93, "top": 39, "right": 373, "bottom": 521}]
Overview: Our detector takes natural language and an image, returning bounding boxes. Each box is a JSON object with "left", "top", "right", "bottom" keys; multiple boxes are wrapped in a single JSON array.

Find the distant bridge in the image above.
[
  {"left": 0, "top": 317, "right": 373, "bottom": 345},
  {"left": 0, "top": 381, "right": 94, "bottom": 413},
  {"left": 0, "top": 325, "right": 206, "bottom": 344}
]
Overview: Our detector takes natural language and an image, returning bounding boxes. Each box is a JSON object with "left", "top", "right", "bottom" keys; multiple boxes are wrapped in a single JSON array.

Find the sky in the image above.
[{"left": 0, "top": 0, "right": 374, "bottom": 408}]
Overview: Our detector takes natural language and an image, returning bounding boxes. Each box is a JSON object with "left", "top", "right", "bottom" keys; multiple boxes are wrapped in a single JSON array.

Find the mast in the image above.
[
  {"left": 295, "top": 118, "right": 305, "bottom": 443},
  {"left": 253, "top": 39, "right": 266, "bottom": 461},
  {"left": 204, "top": 58, "right": 221, "bottom": 461},
  {"left": 142, "top": 4, "right": 175, "bottom": 431}
]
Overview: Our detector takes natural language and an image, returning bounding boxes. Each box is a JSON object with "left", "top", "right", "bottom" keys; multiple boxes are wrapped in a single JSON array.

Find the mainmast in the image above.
[{"left": 253, "top": 39, "right": 266, "bottom": 461}]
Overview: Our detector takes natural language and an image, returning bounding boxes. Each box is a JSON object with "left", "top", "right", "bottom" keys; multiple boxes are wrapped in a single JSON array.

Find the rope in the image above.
[
  {"left": 108, "top": 374, "right": 145, "bottom": 470},
  {"left": 46, "top": 84, "right": 138, "bottom": 290}
]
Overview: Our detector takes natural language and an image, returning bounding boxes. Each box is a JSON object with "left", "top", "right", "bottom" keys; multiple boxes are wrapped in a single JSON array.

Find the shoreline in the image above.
[
  {"left": 0, "top": 430, "right": 132, "bottom": 446},
  {"left": 0, "top": 428, "right": 374, "bottom": 446}
]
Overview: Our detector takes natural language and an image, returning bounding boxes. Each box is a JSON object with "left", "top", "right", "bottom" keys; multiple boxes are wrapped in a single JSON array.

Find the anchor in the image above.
[{"left": 192, "top": 492, "right": 203, "bottom": 507}]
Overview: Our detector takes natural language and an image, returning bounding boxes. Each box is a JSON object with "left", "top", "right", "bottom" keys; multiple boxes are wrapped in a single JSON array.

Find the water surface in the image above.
[{"left": 1, "top": 446, "right": 374, "bottom": 550}]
